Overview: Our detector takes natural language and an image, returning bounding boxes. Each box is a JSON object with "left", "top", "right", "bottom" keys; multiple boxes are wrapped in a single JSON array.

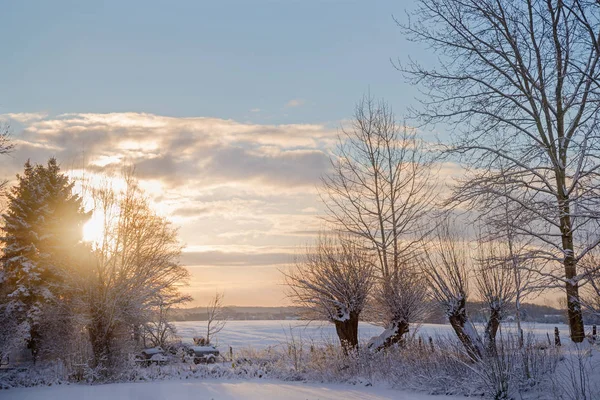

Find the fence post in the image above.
[{"left": 554, "top": 327, "right": 561, "bottom": 346}]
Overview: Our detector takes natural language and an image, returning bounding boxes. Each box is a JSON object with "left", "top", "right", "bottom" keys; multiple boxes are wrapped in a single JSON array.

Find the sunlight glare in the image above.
[{"left": 83, "top": 210, "right": 105, "bottom": 245}]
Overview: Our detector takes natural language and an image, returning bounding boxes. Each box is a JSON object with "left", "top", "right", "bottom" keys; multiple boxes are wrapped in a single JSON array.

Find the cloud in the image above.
[
  {"left": 1, "top": 111, "right": 457, "bottom": 306},
  {"left": 249, "top": 108, "right": 261, "bottom": 113},
  {"left": 285, "top": 99, "right": 304, "bottom": 108},
  {"left": 204, "top": 146, "right": 330, "bottom": 187},
  {"left": 181, "top": 250, "right": 292, "bottom": 267},
  {"left": 3, "top": 112, "right": 337, "bottom": 190},
  {"left": 0, "top": 112, "right": 331, "bottom": 306},
  {"left": 0, "top": 112, "right": 48, "bottom": 123}
]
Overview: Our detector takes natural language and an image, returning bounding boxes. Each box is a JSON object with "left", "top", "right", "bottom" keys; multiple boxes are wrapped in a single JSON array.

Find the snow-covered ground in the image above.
[
  {"left": 0, "top": 379, "right": 465, "bottom": 400},
  {"left": 2, "top": 321, "right": 588, "bottom": 399},
  {"left": 174, "top": 320, "right": 572, "bottom": 350}
]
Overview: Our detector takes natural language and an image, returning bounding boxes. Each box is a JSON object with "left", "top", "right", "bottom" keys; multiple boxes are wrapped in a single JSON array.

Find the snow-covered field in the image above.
[
  {"left": 1, "top": 321, "right": 589, "bottom": 399},
  {"left": 173, "top": 320, "right": 571, "bottom": 350},
  {"left": 0, "top": 379, "right": 465, "bottom": 400}
]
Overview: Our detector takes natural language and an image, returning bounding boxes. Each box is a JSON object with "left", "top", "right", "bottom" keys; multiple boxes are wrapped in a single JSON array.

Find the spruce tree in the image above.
[{"left": 1, "top": 158, "right": 89, "bottom": 363}]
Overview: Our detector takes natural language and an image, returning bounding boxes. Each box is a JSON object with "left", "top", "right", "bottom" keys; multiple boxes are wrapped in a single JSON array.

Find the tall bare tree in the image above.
[
  {"left": 321, "top": 96, "right": 436, "bottom": 346},
  {"left": 399, "top": 0, "right": 600, "bottom": 342},
  {"left": 284, "top": 234, "right": 374, "bottom": 354}
]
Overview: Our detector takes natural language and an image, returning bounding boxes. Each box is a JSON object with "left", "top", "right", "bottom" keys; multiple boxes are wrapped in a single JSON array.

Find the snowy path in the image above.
[{"left": 1, "top": 380, "right": 462, "bottom": 400}]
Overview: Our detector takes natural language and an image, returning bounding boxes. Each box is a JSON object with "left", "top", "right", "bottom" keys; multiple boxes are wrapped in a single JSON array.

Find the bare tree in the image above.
[
  {"left": 321, "top": 96, "right": 436, "bottom": 346},
  {"left": 579, "top": 248, "right": 600, "bottom": 320},
  {"left": 399, "top": 0, "right": 600, "bottom": 343},
  {"left": 479, "top": 186, "right": 551, "bottom": 346},
  {"left": 205, "top": 291, "right": 227, "bottom": 346},
  {"left": 484, "top": 181, "right": 549, "bottom": 346},
  {"left": 85, "top": 170, "right": 190, "bottom": 368},
  {"left": 284, "top": 234, "right": 374, "bottom": 354},
  {"left": 143, "top": 291, "right": 191, "bottom": 348},
  {"left": 367, "top": 264, "right": 428, "bottom": 351},
  {"left": 0, "top": 123, "right": 13, "bottom": 192},
  {"left": 474, "top": 238, "right": 516, "bottom": 353},
  {"left": 422, "top": 223, "right": 482, "bottom": 361}
]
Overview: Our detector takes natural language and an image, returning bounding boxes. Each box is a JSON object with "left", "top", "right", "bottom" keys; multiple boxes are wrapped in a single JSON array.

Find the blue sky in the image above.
[
  {"left": 2, "top": 0, "right": 423, "bottom": 125},
  {"left": 0, "top": 0, "right": 447, "bottom": 306}
]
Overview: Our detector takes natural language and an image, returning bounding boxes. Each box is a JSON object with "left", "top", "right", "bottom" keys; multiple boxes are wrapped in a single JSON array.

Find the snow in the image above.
[
  {"left": 189, "top": 346, "right": 218, "bottom": 353},
  {"left": 0, "top": 379, "right": 465, "bottom": 400},
  {"left": 173, "top": 320, "right": 572, "bottom": 350},
  {"left": 149, "top": 354, "right": 168, "bottom": 362},
  {"left": 142, "top": 347, "right": 164, "bottom": 355},
  {"left": 334, "top": 308, "right": 350, "bottom": 322},
  {"left": 462, "top": 321, "right": 483, "bottom": 347},
  {"left": 367, "top": 324, "right": 397, "bottom": 350},
  {"left": 174, "top": 320, "right": 383, "bottom": 350},
  {"left": 1, "top": 320, "right": 588, "bottom": 399}
]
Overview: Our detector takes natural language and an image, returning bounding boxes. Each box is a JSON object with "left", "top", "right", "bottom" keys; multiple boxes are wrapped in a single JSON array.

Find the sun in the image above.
[{"left": 83, "top": 210, "right": 105, "bottom": 245}]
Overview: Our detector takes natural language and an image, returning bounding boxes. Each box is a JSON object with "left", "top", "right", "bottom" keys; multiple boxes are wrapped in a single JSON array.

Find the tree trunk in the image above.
[
  {"left": 448, "top": 300, "right": 482, "bottom": 361},
  {"left": 368, "top": 318, "right": 410, "bottom": 352},
  {"left": 558, "top": 192, "right": 585, "bottom": 343},
  {"left": 133, "top": 324, "right": 141, "bottom": 346},
  {"left": 484, "top": 308, "right": 501, "bottom": 355},
  {"left": 88, "top": 309, "right": 114, "bottom": 369},
  {"left": 565, "top": 275, "right": 585, "bottom": 343},
  {"left": 334, "top": 312, "right": 359, "bottom": 355},
  {"left": 27, "top": 326, "right": 41, "bottom": 365},
  {"left": 515, "top": 296, "right": 524, "bottom": 348}
]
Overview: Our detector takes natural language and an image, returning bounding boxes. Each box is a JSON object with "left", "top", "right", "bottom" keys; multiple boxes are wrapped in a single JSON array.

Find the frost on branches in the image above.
[
  {"left": 422, "top": 224, "right": 483, "bottom": 360},
  {"left": 0, "top": 158, "right": 89, "bottom": 364},
  {"left": 321, "top": 97, "right": 436, "bottom": 349},
  {"left": 368, "top": 267, "right": 428, "bottom": 352},
  {"left": 84, "top": 170, "right": 190, "bottom": 370},
  {"left": 284, "top": 234, "right": 374, "bottom": 354},
  {"left": 400, "top": 0, "right": 600, "bottom": 343}
]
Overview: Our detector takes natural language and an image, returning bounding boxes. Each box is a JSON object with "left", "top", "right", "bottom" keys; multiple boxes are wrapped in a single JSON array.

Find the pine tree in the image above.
[{"left": 0, "top": 158, "right": 89, "bottom": 363}]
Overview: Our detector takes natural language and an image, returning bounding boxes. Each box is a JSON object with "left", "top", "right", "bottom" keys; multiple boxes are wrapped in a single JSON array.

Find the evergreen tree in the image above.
[{"left": 0, "top": 158, "right": 89, "bottom": 363}]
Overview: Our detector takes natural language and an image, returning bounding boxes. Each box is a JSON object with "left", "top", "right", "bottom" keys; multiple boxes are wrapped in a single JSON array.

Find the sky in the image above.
[{"left": 0, "top": 0, "right": 443, "bottom": 307}]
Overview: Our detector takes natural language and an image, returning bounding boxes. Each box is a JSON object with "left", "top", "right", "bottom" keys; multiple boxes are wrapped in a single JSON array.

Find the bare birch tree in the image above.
[
  {"left": 399, "top": 0, "right": 600, "bottom": 342},
  {"left": 321, "top": 96, "right": 436, "bottom": 347},
  {"left": 284, "top": 234, "right": 374, "bottom": 354}
]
